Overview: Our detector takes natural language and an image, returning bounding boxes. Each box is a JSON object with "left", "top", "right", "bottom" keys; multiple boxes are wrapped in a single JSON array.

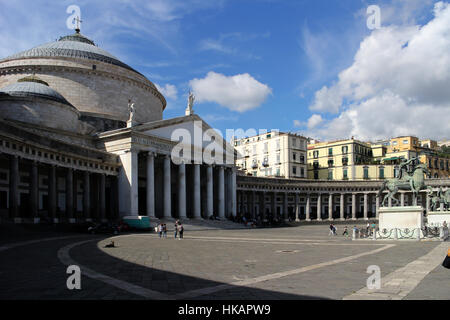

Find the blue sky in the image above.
[{"left": 0, "top": 0, "right": 449, "bottom": 141}]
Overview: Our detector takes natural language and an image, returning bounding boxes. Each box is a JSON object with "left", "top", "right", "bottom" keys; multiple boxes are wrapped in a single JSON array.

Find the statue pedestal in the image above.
[
  {"left": 427, "top": 211, "right": 450, "bottom": 227},
  {"left": 378, "top": 206, "right": 424, "bottom": 230}
]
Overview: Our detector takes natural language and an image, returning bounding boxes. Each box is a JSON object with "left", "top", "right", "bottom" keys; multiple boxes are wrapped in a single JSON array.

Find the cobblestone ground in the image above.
[{"left": 0, "top": 222, "right": 448, "bottom": 300}]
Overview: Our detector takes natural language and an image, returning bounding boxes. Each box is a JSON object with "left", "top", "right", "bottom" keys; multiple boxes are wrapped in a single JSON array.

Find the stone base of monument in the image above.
[
  {"left": 427, "top": 211, "right": 450, "bottom": 227},
  {"left": 378, "top": 206, "right": 425, "bottom": 239}
]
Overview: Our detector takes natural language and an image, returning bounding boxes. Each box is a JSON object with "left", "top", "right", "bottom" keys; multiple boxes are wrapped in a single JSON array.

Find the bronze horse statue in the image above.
[{"left": 378, "top": 163, "right": 430, "bottom": 207}]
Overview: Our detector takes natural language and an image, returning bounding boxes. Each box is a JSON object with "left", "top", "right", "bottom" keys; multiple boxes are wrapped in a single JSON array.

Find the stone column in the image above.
[
  {"left": 49, "top": 165, "right": 57, "bottom": 221},
  {"left": 83, "top": 171, "right": 90, "bottom": 220},
  {"left": 295, "top": 193, "right": 300, "bottom": 222},
  {"left": 251, "top": 191, "right": 257, "bottom": 219},
  {"left": 146, "top": 152, "right": 155, "bottom": 219},
  {"left": 376, "top": 194, "right": 380, "bottom": 219},
  {"left": 363, "top": 193, "right": 368, "bottom": 220},
  {"left": 314, "top": 193, "right": 321, "bottom": 221},
  {"left": 118, "top": 150, "right": 138, "bottom": 216},
  {"left": 306, "top": 193, "right": 311, "bottom": 221},
  {"left": 352, "top": 193, "right": 356, "bottom": 220},
  {"left": 206, "top": 165, "right": 213, "bottom": 218},
  {"left": 328, "top": 193, "right": 333, "bottom": 221},
  {"left": 340, "top": 193, "right": 345, "bottom": 220},
  {"left": 283, "top": 192, "right": 288, "bottom": 221},
  {"left": 271, "top": 192, "right": 276, "bottom": 219},
  {"left": 100, "top": 173, "right": 106, "bottom": 222},
  {"left": 65, "top": 168, "right": 74, "bottom": 222},
  {"left": 231, "top": 168, "right": 237, "bottom": 218},
  {"left": 259, "top": 192, "right": 266, "bottom": 221},
  {"left": 30, "top": 161, "right": 39, "bottom": 223},
  {"left": 193, "top": 164, "right": 201, "bottom": 219},
  {"left": 400, "top": 192, "right": 405, "bottom": 207},
  {"left": 163, "top": 155, "right": 171, "bottom": 219},
  {"left": 9, "top": 155, "right": 19, "bottom": 221},
  {"left": 178, "top": 162, "right": 187, "bottom": 219},
  {"left": 217, "top": 166, "right": 225, "bottom": 219}
]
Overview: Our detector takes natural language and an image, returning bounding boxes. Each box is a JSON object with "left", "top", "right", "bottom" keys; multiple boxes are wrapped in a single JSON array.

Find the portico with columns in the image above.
[
  {"left": 97, "top": 114, "right": 237, "bottom": 220},
  {"left": 236, "top": 176, "right": 450, "bottom": 222}
]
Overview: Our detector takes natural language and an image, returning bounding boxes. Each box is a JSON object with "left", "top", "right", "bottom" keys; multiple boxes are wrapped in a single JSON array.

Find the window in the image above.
[
  {"left": 328, "top": 170, "right": 333, "bottom": 180},
  {"left": 300, "top": 167, "right": 305, "bottom": 177},
  {"left": 363, "top": 167, "right": 369, "bottom": 179},
  {"left": 328, "top": 148, "right": 333, "bottom": 156},
  {"left": 293, "top": 152, "right": 297, "bottom": 161},
  {"left": 342, "top": 157, "right": 348, "bottom": 166},
  {"left": 292, "top": 138, "right": 297, "bottom": 147},
  {"left": 379, "top": 167, "right": 385, "bottom": 179},
  {"left": 276, "top": 167, "right": 280, "bottom": 176},
  {"left": 394, "top": 167, "right": 399, "bottom": 178},
  {"left": 276, "top": 153, "right": 281, "bottom": 164},
  {"left": 300, "top": 155, "right": 305, "bottom": 164},
  {"left": 403, "top": 140, "right": 408, "bottom": 144},
  {"left": 328, "top": 159, "right": 334, "bottom": 167},
  {"left": 392, "top": 141, "right": 398, "bottom": 146},
  {"left": 342, "top": 146, "right": 348, "bottom": 154},
  {"left": 313, "top": 161, "right": 319, "bottom": 169},
  {"left": 314, "top": 171, "right": 319, "bottom": 180},
  {"left": 313, "top": 151, "right": 319, "bottom": 159},
  {"left": 293, "top": 166, "right": 297, "bottom": 175},
  {"left": 343, "top": 168, "right": 348, "bottom": 180}
]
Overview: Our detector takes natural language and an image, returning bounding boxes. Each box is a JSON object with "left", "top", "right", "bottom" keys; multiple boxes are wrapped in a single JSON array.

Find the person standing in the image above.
[
  {"left": 162, "top": 224, "right": 167, "bottom": 238},
  {"left": 158, "top": 223, "right": 163, "bottom": 238},
  {"left": 174, "top": 220, "right": 179, "bottom": 239},
  {"left": 177, "top": 223, "right": 184, "bottom": 240}
]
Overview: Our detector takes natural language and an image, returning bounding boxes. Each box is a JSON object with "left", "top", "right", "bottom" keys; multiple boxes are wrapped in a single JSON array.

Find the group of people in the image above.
[{"left": 156, "top": 220, "right": 184, "bottom": 239}]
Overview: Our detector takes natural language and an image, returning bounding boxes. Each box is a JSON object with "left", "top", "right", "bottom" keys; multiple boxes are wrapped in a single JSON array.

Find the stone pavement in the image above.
[{"left": 0, "top": 223, "right": 448, "bottom": 300}]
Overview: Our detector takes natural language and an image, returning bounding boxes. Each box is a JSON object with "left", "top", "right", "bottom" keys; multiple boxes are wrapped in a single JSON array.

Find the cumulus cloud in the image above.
[
  {"left": 155, "top": 83, "right": 178, "bottom": 100},
  {"left": 308, "top": 1, "right": 450, "bottom": 141},
  {"left": 307, "top": 114, "right": 324, "bottom": 129},
  {"left": 189, "top": 71, "right": 272, "bottom": 112}
]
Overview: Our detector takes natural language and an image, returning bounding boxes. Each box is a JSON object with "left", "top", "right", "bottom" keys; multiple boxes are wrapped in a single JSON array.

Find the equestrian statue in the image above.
[{"left": 378, "top": 157, "right": 431, "bottom": 207}]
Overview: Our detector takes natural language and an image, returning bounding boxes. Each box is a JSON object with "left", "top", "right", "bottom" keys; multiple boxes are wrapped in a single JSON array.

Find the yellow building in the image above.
[
  {"left": 419, "top": 154, "right": 450, "bottom": 178},
  {"left": 387, "top": 136, "right": 420, "bottom": 153},
  {"left": 307, "top": 138, "right": 395, "bottom": 180}
]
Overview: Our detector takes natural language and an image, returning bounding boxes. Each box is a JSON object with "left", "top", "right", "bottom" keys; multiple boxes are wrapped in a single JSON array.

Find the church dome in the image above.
[
  {"left": 0, "top": 31, "right": 140, "bottom": 75},
  {"left": 0, "top": 75, "right": 82, "bottom": 133},
  {"left": 0, "top": 75, "right": 74, "bottom": 107},
  {"left": 0, "top": 30, "right": 166, "bottom": 125}
]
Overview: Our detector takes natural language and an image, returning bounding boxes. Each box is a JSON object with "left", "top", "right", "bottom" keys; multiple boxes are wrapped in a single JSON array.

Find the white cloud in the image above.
[
  {"left": 307, "top": 114, "right": 324, "bottom": 129},
  {"left": 307, "top": 1, "right": 450, "bottom": 141},
  {"left": 293, "top": 120, "right": 303, "bottom": 127},
  {"left": 155, "top": 83, "right": 178, "bottom": 100},
  {"left": 189, "top": 71, "right": 272, "bottom": 112}
]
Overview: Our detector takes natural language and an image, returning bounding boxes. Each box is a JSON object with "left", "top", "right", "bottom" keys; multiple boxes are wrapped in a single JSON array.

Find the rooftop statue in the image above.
[
  {"left": 128, "top": 99, "right": 135, "bottom": 123},
  {"left": 378, "top": 157, "right": 430, "bottom": 207},
  {"left": 185, "top": 91, "right": 195, "bottom": 116}
]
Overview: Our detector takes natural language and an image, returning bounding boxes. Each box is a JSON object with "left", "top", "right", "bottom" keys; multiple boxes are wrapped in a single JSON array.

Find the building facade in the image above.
[
  {"left": 233, "top": 132, "right": 308, "bottom": 179},
  {"left": 0, "top": 29, "right": 236, "bottom": 223}
]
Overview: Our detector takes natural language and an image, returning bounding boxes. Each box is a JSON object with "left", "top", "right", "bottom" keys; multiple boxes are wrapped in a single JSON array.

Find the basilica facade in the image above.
[{"left": 0, "top": 29, "right": 236, "bottom": 223}]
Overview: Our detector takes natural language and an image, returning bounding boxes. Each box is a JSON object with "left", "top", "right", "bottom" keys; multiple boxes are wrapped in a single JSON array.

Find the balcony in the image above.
[
  {"left": 251, "top": 162, "right": 258, "bottom": 169},
  {"left": 262, "top": 160, "right": 269, "bottom": 167}
]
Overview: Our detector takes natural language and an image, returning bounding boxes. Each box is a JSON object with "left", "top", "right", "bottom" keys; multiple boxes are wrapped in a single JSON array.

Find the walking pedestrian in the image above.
[
  {"left": 162, "top": 224, "right": 167, "bottom": 238},
  {"left": 342, "top": 226, "right": 349, "bottom": 237},
  {"left": 329, "top": 224, "right": 334, "bottom": 236}
]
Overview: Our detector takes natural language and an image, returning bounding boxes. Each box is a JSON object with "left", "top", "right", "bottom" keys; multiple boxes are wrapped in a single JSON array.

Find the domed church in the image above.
[{"left": 0, "top": 28, "right": 236, "bottom": 224}]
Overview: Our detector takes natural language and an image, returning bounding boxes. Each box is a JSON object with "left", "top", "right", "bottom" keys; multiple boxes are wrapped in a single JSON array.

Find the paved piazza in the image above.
[{"left": 0, "top": 223, "right": 448, "bottom": 300}]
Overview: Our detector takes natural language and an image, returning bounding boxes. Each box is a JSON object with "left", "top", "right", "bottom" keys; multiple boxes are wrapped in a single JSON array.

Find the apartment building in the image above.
[{"left": 233, "top": 132, "right": 308, "bottom": 179}]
